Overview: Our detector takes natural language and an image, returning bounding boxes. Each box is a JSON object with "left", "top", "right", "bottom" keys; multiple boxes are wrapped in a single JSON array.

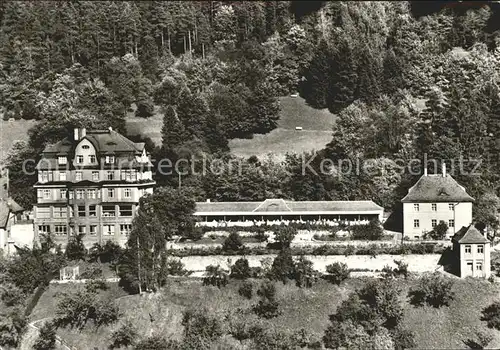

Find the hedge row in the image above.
[{"left": 168, "top": 243, "right": 447, "bottom": 257}]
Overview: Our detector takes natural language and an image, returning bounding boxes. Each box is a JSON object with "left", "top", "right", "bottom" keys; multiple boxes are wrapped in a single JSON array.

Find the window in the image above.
[
  {"left": 87, "top": 189, "right": 97, "bottom": 199},
  {"left": 76, "top": 155, "right": 84, "bottom": 164},
  {"left": 120, "top": 224, "right": 132, "bottom": 235},
  {"left": 119, "top": 205, "right": 133, "bottom": 217},
  {"left": 478, "top": 245, "right": 484, "bottom": 254},
  {"left": 449, "top": 219, "right": 454, "bottom": 228},
  {"left": 58, "top": 156, "right": 67, "bottom": 165},
  {"left": 107, "top": 171, "right": 114, "bottom": 180},
  {"left": 105, "top": 155, "right": 115, "bottom": 164},
  {"left": 413, "top": 219, "right": 419, "bottom": 228},
  {"left": 432, "top": 203, "right": 437, "bottom": 211},
  {"left": 103, "top": 225, "right": 114, "bottom": 235},
  {"left": 59, "top": 172, "right": 66, "bottom": 181},
  {"left": 54, "top": 225, "right": 67, "bottom": 235},
  {"left": 68, "top": 190, "right": 74, "bottom": 199},
  {"left": 37, "top": 207, "right": 50, "bottom": 219},
  {"left": 75, "top": 171, "right": 82, "bottom": 181},
  {"left": 107, "top": 188, "right": 115, "bottom": 198},
  {"left": 465, "top": 245, "right": 471, "bottom": 253},
  {"left": 92, "top": 171, "right": 99, "bottom": 181},
  {"left": 89, "top": 225, "right": 97, "bottom": 235},
  {"left": 449, "top": 203, "right": 455, "bottom": 211},
  {"left": 75, "top": 189, "right": 85, "bottom": 199},
  {"left": 432, "top": 219, "right": 437, "bottom": 228},
  {"left": 78, "top": 205, "right": 86, "bottom": 217},
  {"left": 124, "top": 188, "right": 131, "bottom": 198},
  {"left": 476, "top": 262, "right": 483, "bottom": 271},
  {"left": 53, "top": 206, "right": 67, "bottom": 218},
  {"left": 38, "top": 225, "right": 50, "bottom": 234},
  {"left": 43, "top": 189, "right": 51, "bottom": 199},
  {"left": 413, "top": 204, "right": 419, "bottom": 211},
  {"left": 89, "top": 205, "right": 96, "bottom": 217},
  {"left": 78, "top": 225, "right": 86, "bottom": 234},
  {"left": 102, "top": 205, "right": 115, "bottom": 217},
  {"left": 60, "top": 189, "right": 67, "bottom": 199},
  {"left": 40, "top": 171, "right": 49, "bottom": 182},
  {"left": 121, "top": 170, "right": 137, "bottom": 181},
  {"left": 82, "top": 145, "right": 90, "bottom": 150},
  {"left": 89, "top": 155, "right": 96, "bottom": 163}
]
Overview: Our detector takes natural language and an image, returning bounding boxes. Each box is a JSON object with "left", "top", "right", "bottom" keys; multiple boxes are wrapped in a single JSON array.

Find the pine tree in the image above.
[
  {"left": 327, "top": 39, "right": 358, "bottom": 113},
  {"left": 161, "top": 105, "right": 186, "bottom": 152},
  {"left": 300, "top": 40, "right": 332, "bottom": 109}
]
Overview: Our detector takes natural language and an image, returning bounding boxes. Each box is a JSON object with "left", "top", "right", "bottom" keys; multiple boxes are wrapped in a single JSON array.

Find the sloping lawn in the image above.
[
  {"left": 229, "top": 96, "right": 335, "bottom": 159},
  {"left": 27, "top": 276, "right": 500, "bottom": 349}
]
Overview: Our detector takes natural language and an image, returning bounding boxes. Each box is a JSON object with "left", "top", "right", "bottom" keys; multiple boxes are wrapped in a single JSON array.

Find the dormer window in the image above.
[
  {"left": 76, "top": 155, "right": 84, "bottom": 164},
  {"left": 58, "top": 156, "right": 67, "bottom": 165},
  {"left": 105, "top": 155, "right": 115, "bottom": 164},
  {"left": 89, "top": 155, "right": 96, "bottom": 163}
]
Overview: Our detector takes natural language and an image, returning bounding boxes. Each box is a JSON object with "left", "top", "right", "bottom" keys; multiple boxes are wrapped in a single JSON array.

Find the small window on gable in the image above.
[
  {"left": 465, "top": 245, "right": 471, "bottom": 253},
  {"left": 413, "top": 204, "right": 419, "bottom": 211},
  {"left": 82, "top": 145, "right": 90, "bottom": 150}
]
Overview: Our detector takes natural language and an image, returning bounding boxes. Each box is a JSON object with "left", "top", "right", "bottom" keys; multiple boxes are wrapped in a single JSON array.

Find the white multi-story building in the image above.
[
  {"left": 402, "top": 164, "right": 473, "bottom": 239},
  {"left": 33, "top": 127, "right": 155, "bottom": 248}
]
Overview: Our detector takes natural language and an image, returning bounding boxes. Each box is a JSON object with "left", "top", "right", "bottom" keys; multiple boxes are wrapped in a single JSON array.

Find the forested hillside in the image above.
[{"left": 2, "top": 1, "right": 500, "bottom": 230}]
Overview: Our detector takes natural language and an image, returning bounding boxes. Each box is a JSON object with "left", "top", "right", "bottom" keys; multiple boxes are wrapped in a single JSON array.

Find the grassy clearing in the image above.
[
  {"left": 0, "top": 119, "right": 36, "bottom": 163},
  {"left": 229, "top": 96, "right": 335, "bottom": 159},
  {"left": 28, "top": 276, "right": 500, "bottom": 349}
]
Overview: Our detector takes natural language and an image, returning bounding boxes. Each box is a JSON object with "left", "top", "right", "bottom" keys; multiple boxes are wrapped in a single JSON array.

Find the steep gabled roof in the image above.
[
  {"left": 452, "top": 225, "right": 489, "bottom": 244},
  {"left": 401, "top": 174, "right": 474, "bottom": 203},
  {"left": 41, "top": 129, "right": 145, "bottom": 155},
  {"left": 0, "top": 198, "right": 23, "bottom": 229}
]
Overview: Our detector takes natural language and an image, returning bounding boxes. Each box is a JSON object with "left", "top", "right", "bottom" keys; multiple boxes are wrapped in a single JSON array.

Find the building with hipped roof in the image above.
[
  {"left": 452, "top": 224, "right": 490, "bottom": 278},
  {"left": 33, "top": 127, "right": 155, "bottom": 248},
  {"left": 401, "top": 163, "right": 473, "bottom": 239}
]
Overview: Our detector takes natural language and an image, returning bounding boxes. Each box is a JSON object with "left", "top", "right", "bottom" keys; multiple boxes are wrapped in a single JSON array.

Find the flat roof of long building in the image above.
[{"left": 194, "top": 199, "right": 383, "bottom": 216}]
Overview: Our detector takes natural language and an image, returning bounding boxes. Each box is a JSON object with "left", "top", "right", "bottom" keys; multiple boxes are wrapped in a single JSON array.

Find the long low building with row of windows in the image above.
[{"left": 194, "top": 198, "right": 384, "bottom": 227}]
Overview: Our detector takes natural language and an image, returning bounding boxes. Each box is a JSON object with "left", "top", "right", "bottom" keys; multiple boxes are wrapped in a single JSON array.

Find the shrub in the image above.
[
  {"left": 382, "top": 260, "right": 409, "bottom": 279},
  {"left": 409, "top": 273, "right": 455, "bottom": 308},
  {"left": 88, "top": 241, "right": 122, "bottom": 265},
  {"left": 222, "top": 231, "right": 244, "bottom": 252},
  {"left": 109, "top": 320, "right": 138, "bottom": 349},
  {"left": 254, "top": 280, "right": 280, "bottom": 319},
  {"left": 273, "top": 224, "right": 297, "bottom": 249},
  {"left": 65, "top": 234, "right": 87, "bottom": 261},
  {"left": 202, "top": 265, "right": 228, "bottom": 288},
  {"left": 351, "top": 219, "right": 384, "bottom": 240},
  {"left": 391, "top": 326, "right": 417, "bottom": 350},
  {"left": 482, "top": 301, "right": 500, "bottom": 330},
  {"left": 293, "top": 256, "right": 318, "bottom": 288},
  {"left": 54, "top": 288, "right": 119, "bottom": 329},
  {"left": 424, "top": 221, "right": 448, "bottom": 240},
  {"left": 325, "top": 262, "right": 350, "bottom": 284},
  {"left": 230, "top": 258, "right": 251, "bottom": 280},
  {"left": 0, "top": 283, "right": 25, "bottom": 307},
  {"left": 166, "top": 259, "right": 190, "bottom": 276},
  {"left": 269, "top": 248, "right": 295, "bottom": 283},
  {"left": 238, "top": 281, "right": 253, "bottom": 299},
  {"left": 182, "top": 308, "right": 223, "bottom": 344},
  {"left": 79, "top": 263, "right": 103, "bottom": 280},
  {"left": 33, "top": 321, "right": 56, "bottom": 350},
  {"left": 135, "top": 335, "right": 180, "bottom": 350}
]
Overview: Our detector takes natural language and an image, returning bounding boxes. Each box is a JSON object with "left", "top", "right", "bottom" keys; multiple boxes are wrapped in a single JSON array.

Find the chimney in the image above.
[
  {"left": 423, "top": 165, "right": 427, "bottom": 176},
  {"left": 74, "top": 128, "right": 79, "bottom": 141},
  {"left": 442, "top": 162, "right": 446, "bottom": 177},
  {"left": 81, "top": 128, "right": 86, "bottom": 138}
]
